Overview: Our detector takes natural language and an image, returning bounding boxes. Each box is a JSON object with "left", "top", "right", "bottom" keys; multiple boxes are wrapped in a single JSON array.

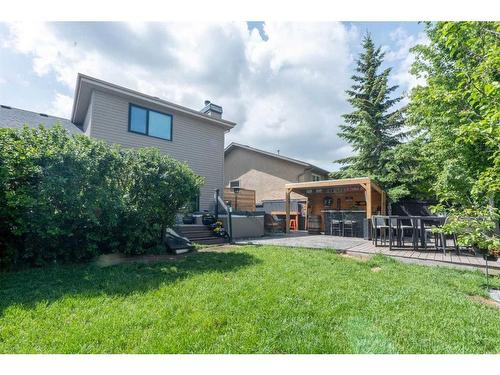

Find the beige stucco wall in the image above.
[{"left": 224, "top": 147, "right": 328, "bottom": 204}]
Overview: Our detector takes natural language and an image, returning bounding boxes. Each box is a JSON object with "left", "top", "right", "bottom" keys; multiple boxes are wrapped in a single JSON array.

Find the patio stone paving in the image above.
[{"left": 235, "top": 231, "right": 500, "bottom": 273}]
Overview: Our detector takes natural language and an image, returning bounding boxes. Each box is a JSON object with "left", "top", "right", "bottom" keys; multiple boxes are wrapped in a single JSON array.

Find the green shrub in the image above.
[
  {"left": 0, "top": 125, "right": 203, "bottom": 269},
  {"left": 433, "top": 206, "right": 500, "bottom": 257},
  {"left": 118, "top": 147, "right": 203, "bottom": 255}
]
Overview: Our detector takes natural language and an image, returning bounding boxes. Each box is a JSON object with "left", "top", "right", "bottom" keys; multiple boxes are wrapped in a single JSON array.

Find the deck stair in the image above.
[{"left": 174, "top": 224, "right": 228, "bottom": 245}]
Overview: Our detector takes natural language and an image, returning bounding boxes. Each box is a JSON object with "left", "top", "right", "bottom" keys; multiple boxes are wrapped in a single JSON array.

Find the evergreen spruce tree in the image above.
[{"left": 335, "top": 34, "right": 404, "bottom": 181}]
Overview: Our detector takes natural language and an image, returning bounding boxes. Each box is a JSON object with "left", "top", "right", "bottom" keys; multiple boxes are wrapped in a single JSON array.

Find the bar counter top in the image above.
[{"left": 320, "top": 210, "right": 366, "bottom": 213}]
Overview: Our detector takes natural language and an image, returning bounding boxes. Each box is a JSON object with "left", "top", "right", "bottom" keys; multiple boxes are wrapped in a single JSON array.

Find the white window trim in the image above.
[{"left": 312, "top": 173, "right": 322, "bottom": 182}]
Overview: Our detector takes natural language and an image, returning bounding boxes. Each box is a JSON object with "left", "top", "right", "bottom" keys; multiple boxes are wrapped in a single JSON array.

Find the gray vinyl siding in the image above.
[{"left": 87, "top": 90, "right": 226, "bottom": 210}]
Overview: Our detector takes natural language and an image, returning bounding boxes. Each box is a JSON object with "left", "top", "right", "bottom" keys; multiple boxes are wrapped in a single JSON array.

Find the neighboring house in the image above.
[
  {"left": 224, "top": 142, "right": 330, "bottom": 204},
  {"left": 1, "top": 73, "right": 236, "bottom": 211}
]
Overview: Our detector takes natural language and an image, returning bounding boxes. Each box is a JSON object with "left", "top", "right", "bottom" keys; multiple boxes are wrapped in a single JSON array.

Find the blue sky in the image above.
[{"left": 0, "top": 22, "right": 427, "bottom": 170}]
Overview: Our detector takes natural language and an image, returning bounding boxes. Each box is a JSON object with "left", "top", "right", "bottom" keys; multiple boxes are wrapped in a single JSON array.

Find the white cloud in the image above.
[
  {"left": 46, "top": 92, "right": 73, "bottom": 118},
  {"left": 384, "top": 26, "right": 429, "bottom": 96},
  {"left": 3, "top": 22, "right": 374, "bottom": 171},
  {"left": 229, "top": 22, "right": 359, "bottom": 170}
]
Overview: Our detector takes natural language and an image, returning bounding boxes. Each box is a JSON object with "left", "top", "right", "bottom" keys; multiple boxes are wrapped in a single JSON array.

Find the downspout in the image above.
[{"left": 214, "top": 189, "right": 219, "bottom": 221}]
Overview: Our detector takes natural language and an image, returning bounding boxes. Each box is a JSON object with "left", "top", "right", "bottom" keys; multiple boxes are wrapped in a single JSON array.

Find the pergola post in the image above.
[
  {"left": 381, "top": 191, "right": 387, "bottom": 215},
  {"left": 285, "top": 188, "right": 291, "bottom": 234},
  {"left": 366, "top": 179, "right": 373, "bottom": 219},
  {"left": 304, "top": 199, "right": 309, "bottom": 230}
]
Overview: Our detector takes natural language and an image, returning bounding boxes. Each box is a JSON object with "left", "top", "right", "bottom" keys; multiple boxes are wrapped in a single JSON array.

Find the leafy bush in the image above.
[
  {"left": 434, "top": 206, "right": 500, "bottom": 257},
  {"left": 0, "top": 125, "right": 203, "bottom": 269},
  {"left": 118, "top": 148, "right": 203, "bottom": 254}
]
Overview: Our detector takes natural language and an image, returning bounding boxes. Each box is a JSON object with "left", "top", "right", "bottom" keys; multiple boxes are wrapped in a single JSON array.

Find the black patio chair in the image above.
[
  {"left": 372, "top": 216, "right": 389, "bottom": 246},
  {"left": 422, "top": 217, "right": 445, "bottom": 253},
  {"left": 390, "top": 217, "right": 413, "bottom": 247},
  {"left": 438, "top": 216, "right": 459, "bottom": 255}
]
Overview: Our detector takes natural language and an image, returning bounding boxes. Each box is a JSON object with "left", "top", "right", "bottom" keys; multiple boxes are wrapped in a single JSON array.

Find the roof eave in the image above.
[
  {"left": 309, "top": 165, "right": 331, "bottom": 176},
  {"left": 225, "top": 142, "right": 330, "bottom": 173},
  {"left": 71, "top": 73, "right": 236, "bottom": 130},
  {"left": 224, "top": 142, "right": 309, "bottom": 167},
  {"left": 70, "top": 73, "right": 83, "bottom": 124}
]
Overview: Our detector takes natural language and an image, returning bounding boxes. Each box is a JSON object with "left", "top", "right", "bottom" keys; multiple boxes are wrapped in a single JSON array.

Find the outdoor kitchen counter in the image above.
[
  {"left": 321, "top": 210, "right": 366, "bottom": 237},
  {"left": 320, "top": 210, "right": 366, "bottom": 213}
]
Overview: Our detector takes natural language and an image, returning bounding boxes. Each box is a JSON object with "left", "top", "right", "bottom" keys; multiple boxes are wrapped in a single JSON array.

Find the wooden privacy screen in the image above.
[{"left": 223, "top": 188, "right": 256, "bottom": 211}]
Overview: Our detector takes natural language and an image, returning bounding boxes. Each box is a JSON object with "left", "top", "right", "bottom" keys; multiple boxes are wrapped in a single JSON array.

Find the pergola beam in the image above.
[
  {"left": 286, "top": 177, "right": 371, "bottom": 190},
  {"left": 370, "top": 181, "right": 384, "bottom": 195},
  {"left": 285, "top": 177, "right": 385, "bottom": 221}
]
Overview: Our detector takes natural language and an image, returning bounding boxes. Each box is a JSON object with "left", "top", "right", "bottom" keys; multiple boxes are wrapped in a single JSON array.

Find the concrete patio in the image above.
[{"left": 236, "top": 231, "right": 500, "bottom": 273}]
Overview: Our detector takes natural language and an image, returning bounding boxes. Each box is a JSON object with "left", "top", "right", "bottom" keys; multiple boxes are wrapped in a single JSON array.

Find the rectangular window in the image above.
[
  {"left": 312, "top": 174, "right": 321, "bottom": 182},
  {"left": 229, "top": 180, "right": 240, "bottom": 188},
  {"left": 129, "top": 105, "right": 147, "bottom": 134},
  {"left": 148, "top": 110, "right": 172, "bottom": 140},
  {"left": 128, "top": 104, "right": 173, "bottom": 141}
]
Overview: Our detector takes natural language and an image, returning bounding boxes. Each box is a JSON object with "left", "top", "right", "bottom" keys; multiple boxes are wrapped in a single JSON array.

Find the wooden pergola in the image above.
[{"left": 284, "top": 177, "right": 386, "bottom": 233}]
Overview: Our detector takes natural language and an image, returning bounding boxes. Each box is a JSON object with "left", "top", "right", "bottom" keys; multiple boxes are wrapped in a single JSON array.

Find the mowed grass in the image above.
[{"left": 0, "top": 245, "right": 499, "bottom": 353}]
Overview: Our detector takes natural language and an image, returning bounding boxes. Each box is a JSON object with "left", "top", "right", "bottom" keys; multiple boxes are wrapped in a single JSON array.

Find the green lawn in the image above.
[{"left": 1, "top": 245, "right": 499, "bottom": 353}]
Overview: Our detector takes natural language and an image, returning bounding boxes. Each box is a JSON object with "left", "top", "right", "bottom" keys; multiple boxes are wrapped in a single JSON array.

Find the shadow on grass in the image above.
[{"left": 0, "top": 251, "right": 259, "bottom": 315}]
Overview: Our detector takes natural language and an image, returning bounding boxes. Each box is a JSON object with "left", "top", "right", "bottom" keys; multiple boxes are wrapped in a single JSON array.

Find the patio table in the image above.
[{"left": 374, "top": 215, "right": 445, "bottom": 251}]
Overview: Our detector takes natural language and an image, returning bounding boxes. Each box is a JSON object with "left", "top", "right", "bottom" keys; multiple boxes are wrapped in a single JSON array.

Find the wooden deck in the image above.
[
  {"left": 348, "top": 241, "right": 498, "bottom": 270},
  {"left": 237, "top": 232, "right": 500, "bottom": 271}
]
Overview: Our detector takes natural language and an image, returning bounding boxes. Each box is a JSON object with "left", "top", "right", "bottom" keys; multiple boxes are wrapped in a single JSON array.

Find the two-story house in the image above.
[{"left": 0, "top": 74, "right": 236, "bottom": 211}]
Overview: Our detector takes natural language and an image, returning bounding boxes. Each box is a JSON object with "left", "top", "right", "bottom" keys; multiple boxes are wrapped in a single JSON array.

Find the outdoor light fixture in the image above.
[{"left": 232, "top": 186, "right": 240, "bottom": 210}]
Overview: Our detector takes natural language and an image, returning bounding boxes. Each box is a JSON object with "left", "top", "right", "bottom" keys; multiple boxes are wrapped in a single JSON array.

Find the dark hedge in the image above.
[{"left": 0, "top": 125, "right": 203, "bottom": 269}]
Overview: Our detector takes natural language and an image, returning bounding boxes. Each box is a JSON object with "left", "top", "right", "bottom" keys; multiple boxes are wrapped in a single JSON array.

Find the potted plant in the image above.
[
  {"left": 202, "top": 211, "right": 216, "bottom": 226},
  {"left": 180, "top": 199, "right": 197, "bottom": 224},
  {"left": 211, "top": 221, "right": 227, "bottom": 238},
  {"left": 182, "top": 213, "right": 195, "bottom": 225},
  {"left": 484, "top": 248, "right": 500, "bottom": 262}
]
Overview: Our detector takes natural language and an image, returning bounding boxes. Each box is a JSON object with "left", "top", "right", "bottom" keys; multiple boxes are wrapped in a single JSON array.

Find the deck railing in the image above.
[{"left": 214, "top": 189, "right": 232, "bottom": 242}]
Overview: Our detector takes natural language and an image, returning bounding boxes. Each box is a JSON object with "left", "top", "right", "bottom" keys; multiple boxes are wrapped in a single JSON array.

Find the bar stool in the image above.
[
  {"left": 343, "top": 212, "right": 357, "bottom": 237},
  {"left": 330, "top": 219, "right": 342, "bottom": 236},
  {"left": 330, "top": 212, "right": 343, "bottom": 236}
]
